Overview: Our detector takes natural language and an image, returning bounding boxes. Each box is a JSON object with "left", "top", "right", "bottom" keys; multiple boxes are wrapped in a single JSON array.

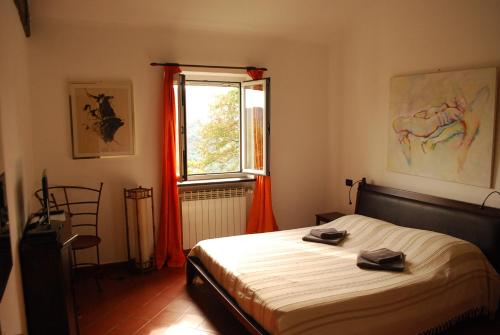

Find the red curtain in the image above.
[
  {"left": 156, "top": 66, "right": 185, "bottom": 269},
  {"left": 246, "top": 69, "right": 278, "bottom": 233}
]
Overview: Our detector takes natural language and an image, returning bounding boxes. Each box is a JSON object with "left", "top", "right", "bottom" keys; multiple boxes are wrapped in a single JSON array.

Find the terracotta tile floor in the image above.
[
  {"left": 75, "top": 266, "right": 499, "bottom": 335},
  {"left": 74, "top": 266, "right": 249, "bottom": 335}
]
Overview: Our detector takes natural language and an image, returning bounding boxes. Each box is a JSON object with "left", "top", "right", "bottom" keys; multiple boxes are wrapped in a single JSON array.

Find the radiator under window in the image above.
[{"left": 179, "top": 187, "right": 252, "bottom": 249}]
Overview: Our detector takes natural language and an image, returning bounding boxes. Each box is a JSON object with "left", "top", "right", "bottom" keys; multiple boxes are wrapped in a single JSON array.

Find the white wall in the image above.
[
  {"left": 28, "top": 20, "right": 329, "bottom": 264},
  {"left": 0, "top": 1, "right": 34, "bottom": 334},
  {"left": 325, "top": 0, "right": 500, "bottom": 214}
]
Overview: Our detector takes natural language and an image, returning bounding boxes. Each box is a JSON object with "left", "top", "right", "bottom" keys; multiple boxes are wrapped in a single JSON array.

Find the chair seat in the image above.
[{"left": 72, "top": 235, "right": 101, "bottom": 250}]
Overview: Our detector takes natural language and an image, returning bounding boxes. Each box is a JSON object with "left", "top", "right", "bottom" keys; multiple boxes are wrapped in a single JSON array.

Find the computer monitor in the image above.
[{"left": 41, "top": 169, "right": 50, "bottom": 225}]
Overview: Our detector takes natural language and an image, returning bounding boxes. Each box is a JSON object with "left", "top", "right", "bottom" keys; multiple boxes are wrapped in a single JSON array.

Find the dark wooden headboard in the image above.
[{"left": 355, "top": 182, "right": 500, "bottom": 272}]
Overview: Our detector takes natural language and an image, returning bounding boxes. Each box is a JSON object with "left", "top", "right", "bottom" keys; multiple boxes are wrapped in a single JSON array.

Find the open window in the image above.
[
  {"left": 176, "top": 73, "right": 270, "bottom": 181},
  {"left": 242, "top": 79, "right": 270, "bottom": 176}
]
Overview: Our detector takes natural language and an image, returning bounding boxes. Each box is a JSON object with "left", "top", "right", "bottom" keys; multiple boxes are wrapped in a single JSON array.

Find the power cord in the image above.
[
  {"left": 345, "top": 178, "right": 366, "bottom": 205},
  {"left": 480, "top": 191, "right": 500, "bottom": 209}
]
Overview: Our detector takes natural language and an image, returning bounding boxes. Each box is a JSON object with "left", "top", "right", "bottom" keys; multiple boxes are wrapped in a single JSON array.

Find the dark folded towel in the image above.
[
  {"left": 359, "top": 248, "right": 405, "bottom": 264},
  {"left": 302, "top": 233, "right": 347, "bottom": 245},
  {"left": 310, "top": 227, "right": 347, "bottom": 240},
  {"left": 356, "top": 253, "right": 406, "bottom": 272}
]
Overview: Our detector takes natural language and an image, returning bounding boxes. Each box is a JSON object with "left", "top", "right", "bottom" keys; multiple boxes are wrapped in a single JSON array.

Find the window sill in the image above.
[{"left": 177, "top": 176, "right": 256, "bottom": 187}]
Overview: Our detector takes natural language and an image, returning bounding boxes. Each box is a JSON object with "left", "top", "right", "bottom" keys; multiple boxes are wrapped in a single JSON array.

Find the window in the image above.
[{"left": 176, "top": 72, "right": 270, "bottom": 181}]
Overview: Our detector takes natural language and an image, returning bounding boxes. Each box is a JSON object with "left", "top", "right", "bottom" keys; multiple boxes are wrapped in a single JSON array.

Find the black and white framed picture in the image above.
[{"left": 69, "top": 81, "right": 135, "bottom": 159}]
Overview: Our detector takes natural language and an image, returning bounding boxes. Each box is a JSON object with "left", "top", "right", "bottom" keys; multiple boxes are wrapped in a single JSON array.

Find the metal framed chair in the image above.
[{"left": 34, "top": 183, "right": 104, "bottom": 286}]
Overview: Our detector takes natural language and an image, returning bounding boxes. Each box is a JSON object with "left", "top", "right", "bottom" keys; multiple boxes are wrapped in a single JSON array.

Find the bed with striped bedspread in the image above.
[{"left": 188, "top": 214, "right": 499, "bottom": 335}]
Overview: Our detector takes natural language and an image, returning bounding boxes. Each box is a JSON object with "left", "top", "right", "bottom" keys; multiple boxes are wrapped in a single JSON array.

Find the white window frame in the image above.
[
  {"left": 241, "top": 78, "right": 270, "bottom": 176},
  {"left": 177, "top": 71, "right": 270, "bottom": 182}
]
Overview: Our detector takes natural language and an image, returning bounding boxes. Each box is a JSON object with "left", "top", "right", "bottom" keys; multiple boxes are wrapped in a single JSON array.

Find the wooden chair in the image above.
[{"left": 34, "top": 183, "right": 104, "bottom": 288}]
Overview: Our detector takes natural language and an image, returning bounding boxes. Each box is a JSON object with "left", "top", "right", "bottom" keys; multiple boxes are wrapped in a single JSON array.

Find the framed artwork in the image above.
[
  {"left": 69, "top": 81, "right": 135, "bottom": 159},
  {"left": 13, "top": 0, "right": 30, "bottom": 37},
  {"left": 387, "top": 67, "right": 497, "bottom": 187}
]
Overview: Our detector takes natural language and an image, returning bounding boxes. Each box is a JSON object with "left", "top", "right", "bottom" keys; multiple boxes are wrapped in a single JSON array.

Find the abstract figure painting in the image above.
[
  {"left": 69, "top": 81, "right": 135, "bottom": 158},
  {"left": 388, "top": 68, "right": 497, "bottom": 187}
]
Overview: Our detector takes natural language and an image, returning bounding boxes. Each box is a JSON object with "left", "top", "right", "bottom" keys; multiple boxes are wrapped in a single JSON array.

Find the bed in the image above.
[{"left": 186, "top": 182, "right": 500, "bottom": 335}]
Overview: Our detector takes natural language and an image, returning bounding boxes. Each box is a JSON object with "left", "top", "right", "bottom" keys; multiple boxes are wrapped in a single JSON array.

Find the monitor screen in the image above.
[{"left": 41, "top": 169, "right": 50, "bottom": 224}]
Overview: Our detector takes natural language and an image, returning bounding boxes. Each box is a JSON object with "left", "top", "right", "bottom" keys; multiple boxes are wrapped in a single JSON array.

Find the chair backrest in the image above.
[{"left": 34, "top": 183, "right": 103, "bottom": 235}]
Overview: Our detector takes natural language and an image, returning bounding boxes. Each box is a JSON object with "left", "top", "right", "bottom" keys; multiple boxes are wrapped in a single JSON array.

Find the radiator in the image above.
[{"left": 180, "top": 187, "right": 250, "bottom": 249}]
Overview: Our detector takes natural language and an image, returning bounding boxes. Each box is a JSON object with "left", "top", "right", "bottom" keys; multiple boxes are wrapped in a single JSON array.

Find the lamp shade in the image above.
[{"left": 124, "top": 187, "right": 155, "bottom": 271}]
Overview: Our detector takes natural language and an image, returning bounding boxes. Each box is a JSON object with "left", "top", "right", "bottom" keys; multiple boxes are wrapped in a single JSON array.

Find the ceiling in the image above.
[{"left": 29, "top": 0, "right": 366, "bottom": 45}]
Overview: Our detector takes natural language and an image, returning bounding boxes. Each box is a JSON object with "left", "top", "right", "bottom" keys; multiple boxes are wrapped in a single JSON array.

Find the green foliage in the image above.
[{"left": 188, "top": 89, "right": 240, "bottom": 174}]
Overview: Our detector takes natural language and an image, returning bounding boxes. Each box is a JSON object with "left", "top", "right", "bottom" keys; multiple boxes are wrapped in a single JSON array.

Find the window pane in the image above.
[
  {"left": 185, "top": 83, "right": 240, "bottom": 175},
  {"left": 243, "top": 82, "right": 266, "bottom": 172}
]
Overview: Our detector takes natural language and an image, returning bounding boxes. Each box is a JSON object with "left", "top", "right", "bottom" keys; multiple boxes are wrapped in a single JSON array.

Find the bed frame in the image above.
[{"left": 186, "top": 181, "right": 500, "bottom": 335}]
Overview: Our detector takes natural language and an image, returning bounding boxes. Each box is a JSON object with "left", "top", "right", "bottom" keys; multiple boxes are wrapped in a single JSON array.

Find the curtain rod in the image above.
[{"left": 150, "top": 62, "right": 267, "bottom": 71}]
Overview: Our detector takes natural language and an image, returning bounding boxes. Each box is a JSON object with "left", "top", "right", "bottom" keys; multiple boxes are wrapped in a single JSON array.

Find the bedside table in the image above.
[{"left": 315, "top": 211, "right": 345, "bottom": 225}]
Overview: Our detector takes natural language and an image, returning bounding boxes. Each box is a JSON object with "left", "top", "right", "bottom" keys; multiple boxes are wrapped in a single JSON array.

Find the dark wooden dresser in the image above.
[{"left": 20, "top": 214, "right": 79, "bottom": 335}]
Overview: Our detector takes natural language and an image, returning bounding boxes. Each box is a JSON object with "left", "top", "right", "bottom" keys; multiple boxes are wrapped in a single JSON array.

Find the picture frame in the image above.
[
  {"left": 387, "top": 67, "right": 497, "bottom": 187},
  {"left": 13, "top": 0, "right": 30, "bottom": 37},
  {"left": 69, "top": 81, "right": 135, "bottom": 159}
]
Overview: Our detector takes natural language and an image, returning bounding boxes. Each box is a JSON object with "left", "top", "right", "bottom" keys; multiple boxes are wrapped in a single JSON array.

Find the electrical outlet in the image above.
[{"left": 345, "top": 179, "right": 353, "bottom": 187}]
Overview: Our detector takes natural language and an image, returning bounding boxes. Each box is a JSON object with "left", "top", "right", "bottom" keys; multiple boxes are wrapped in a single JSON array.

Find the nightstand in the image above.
[{"left": 315, "top": 211, "right": 345, "bottom": 225}]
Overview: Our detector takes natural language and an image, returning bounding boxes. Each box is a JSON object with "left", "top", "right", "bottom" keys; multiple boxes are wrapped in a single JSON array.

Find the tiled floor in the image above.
[
  {"left": 75, "top": 266, "right": 248, "bottom": 335},
  {"left": 75, "top": 266, "right": 499, "bottom": 335}
]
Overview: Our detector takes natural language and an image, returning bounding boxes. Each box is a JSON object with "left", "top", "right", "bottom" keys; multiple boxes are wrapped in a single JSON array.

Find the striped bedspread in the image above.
[{"left": 189, "top": 214, "right": 499, "bottom": 335}]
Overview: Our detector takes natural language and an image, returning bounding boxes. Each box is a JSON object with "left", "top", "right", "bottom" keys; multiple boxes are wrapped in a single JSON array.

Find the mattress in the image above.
[{"left": 188, "top": 214, "right": 499, "bottom": 335}]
